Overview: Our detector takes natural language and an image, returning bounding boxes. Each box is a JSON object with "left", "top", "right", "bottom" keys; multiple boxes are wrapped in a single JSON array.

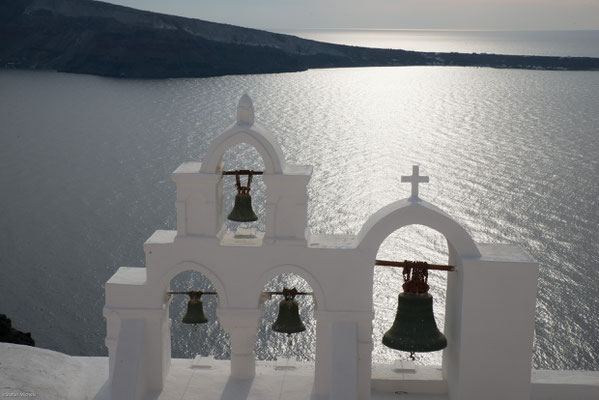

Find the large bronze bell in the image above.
[
  {"left": 382, "top": 292, "right": 447, "bottom": 352},
  {"left": 272, "top": 290, "right": 306, "bottom": 334},
  {"left": 227, "top": 172, "right": 258, "bottom": 222},
  {"left": 382, "top": 263, "right": 447, "bottom": 353},
  {"left": 182, "top": 293, "right": 209, "bottom": 324}
]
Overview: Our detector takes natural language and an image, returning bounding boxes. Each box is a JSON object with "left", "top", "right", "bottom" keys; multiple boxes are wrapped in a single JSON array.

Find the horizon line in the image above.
[{"left": 267, "top": 28, "right": 599, "bottom": 33}]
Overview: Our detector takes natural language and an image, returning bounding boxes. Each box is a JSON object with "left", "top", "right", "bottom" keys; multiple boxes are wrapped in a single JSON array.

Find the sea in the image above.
[{"left": 0, "top": 29, "right": 598, "bottom": 370}]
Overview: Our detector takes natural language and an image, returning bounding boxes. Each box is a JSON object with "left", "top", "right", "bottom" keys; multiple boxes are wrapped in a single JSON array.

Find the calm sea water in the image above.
[{"left": 0, "top": 31, "right": 598, "bottom": 370}]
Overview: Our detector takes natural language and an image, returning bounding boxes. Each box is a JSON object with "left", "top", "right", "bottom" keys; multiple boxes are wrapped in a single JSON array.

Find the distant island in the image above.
[{"left": 1, "top": 0, "right": 598, "bottom": 79}]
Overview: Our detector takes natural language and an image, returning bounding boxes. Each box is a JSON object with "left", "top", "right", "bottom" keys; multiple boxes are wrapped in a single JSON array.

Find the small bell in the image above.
[
  {"left": 382, "top": 263, "right": 447, "bottom": 353},
  {"left": 227, "top": 172, "right": 258, "bottom": 222},
  {"left": 272, "top": 288, "right": 306, "bottom": 335},
  {"left": 182, "top": 292, "right": 209, "bottom": 325}
]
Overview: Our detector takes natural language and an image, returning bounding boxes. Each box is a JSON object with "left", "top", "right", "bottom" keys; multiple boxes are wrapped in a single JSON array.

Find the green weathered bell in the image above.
[
  {"left": 227, "top": 193, "right": 258, "bottom": 222},
  {"left": 182, "top": 298, "right": 209, "bottom": 324},
  {"left": 272, "top": 298, "right": 306, "bottom": 334},
  {"left": 382, "top": 292, "right": 447, "bottom": 353}
]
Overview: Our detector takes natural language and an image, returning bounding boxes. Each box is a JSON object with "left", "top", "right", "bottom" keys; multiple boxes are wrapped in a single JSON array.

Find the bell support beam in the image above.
[
  {"left": 264, "top": 287, "right": 313, "bottom": 298},
  {"left": 375, "top": 259, "right": 455, "bottom": 271},
  {"left": 168, "top": 290, "right": 309, "bottom": 297},
  {"left": 222, "top": 170, "right": 264, "bottom": 176},
  {"left": 167, "top": 291, "right": 218, "bottom": 296},
  {"left": 265, "top": 291, "right": 312, "bottom": 295}
]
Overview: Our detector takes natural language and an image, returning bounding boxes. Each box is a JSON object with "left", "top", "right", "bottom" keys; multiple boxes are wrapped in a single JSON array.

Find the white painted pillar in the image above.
[
  {"left": 331, "top": 322, "right": 358, "bottom": 400},
  {"left": 314, "top": 311, "right": 373, "bottom": 400},
  {"left": 103, "top": 310, "right": 120, "bottom": 381},
  {"left": 172, "top": 163, "right": 224, "bottom": 237},
  {"left": 313, "top": 316, "right": 332, "bottom": 396},
  {"left": 145, "top": 314, "right": 171, "bottom": 390},
  {"left": 357, "top": 327, "right": 374, "bottom": 400},
  {"left": 110, "top": 319, "right": 147, "bottom": 400},
  {"left": 446, "top": 245, "right": 539, "bottom": 400},
  {"left": 262, "top": 168, "right": 312, "bottom": 245},
  {"left": 104, "top": 306, "right": 170, "bottom": 399},
  {"left": 217, "top": 308, "right": 261, "bottom": 379}
]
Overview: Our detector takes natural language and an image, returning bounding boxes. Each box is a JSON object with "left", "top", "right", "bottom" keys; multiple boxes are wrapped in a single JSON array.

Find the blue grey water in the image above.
[{"left": 0, "top": 30, "right": 598, "bottom": 370}]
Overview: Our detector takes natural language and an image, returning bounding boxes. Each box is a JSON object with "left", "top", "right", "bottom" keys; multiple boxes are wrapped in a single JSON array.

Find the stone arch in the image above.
[
  {"left": 159, "top": 261, "right": 229, "bottom": 308},
  {"left": 253, "top": 264, "right": 326, "bottom": 310},
  {"left": 200, "top": 96, "right": 286, "bottom": 174},
  {"left": 357, "top": 199, "right": 480, "bottom": 261}
]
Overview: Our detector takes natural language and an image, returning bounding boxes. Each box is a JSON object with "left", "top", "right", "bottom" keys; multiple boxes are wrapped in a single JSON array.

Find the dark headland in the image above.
[{"left": 2, "top": 0, "right": 598, "bottom": 79}]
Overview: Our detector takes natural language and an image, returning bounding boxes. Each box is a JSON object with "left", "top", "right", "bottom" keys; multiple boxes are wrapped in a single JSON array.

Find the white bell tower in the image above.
[{"left": 104, "top": 95, "right": 539, "bottom": 400}]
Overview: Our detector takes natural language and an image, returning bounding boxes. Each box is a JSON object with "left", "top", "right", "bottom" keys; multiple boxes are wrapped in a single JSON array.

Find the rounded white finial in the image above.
[{"left": 236, "top": 94, "right": 254, "bottom": 126}]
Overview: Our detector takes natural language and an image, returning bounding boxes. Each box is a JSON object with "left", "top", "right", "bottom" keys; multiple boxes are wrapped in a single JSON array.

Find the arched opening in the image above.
[
  {"left": 168, "top": 270, "right": 229, "bottom": 360},
  {"left": 254, "top": 272, "right": 316, "bottom": 363},
  {"left": 221, "top": 143, "right": 267, "bottom": 235},
  {"left": 372, "top": 224, "right": 450, "bottom": 366}
]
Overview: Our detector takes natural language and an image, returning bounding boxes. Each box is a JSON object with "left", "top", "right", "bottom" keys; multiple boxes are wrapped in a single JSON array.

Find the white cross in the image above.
[{"left": 401, "top": 165, "right": 429, "bottom": 199}]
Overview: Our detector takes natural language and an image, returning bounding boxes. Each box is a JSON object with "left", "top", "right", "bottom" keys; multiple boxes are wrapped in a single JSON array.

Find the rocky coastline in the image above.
[{"left": 1, "top": 0, "right": 598, "bottom": 78}]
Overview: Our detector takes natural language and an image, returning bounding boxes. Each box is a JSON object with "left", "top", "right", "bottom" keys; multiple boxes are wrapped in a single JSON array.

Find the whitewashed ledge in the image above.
[{"left": 1, "top": 344, "right": 597, "bottom": 400}]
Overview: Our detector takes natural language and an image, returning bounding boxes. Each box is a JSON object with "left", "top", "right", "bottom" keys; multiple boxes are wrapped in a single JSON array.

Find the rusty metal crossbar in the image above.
[
  {"left": 222, "top": 170, "right": 264, "bottom": 176},
  {"left": 168, "top": 291, "right": 218, "bottom": 299},
  {"left": 375, "top": 259, "right": 454, "bottom": 271},
  {"left": 265, "top": 288, "right": 312, "bottom": 300},
  {"left": 168, "top": 289, "right": 312, "bottom": 300}
]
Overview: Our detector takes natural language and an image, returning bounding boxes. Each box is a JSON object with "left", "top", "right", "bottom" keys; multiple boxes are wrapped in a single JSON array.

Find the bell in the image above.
[
  {"left": 272, "top": 298, "right": 306, "bottom": 334},
  {"left": 182, "top": 296, "right": 208, "bottom": 325},
  {"left": 227, "top": 171, "right": 259, "bottom": 222},
  {"left": 227, "top": 193, "right": 258, "bottom": 222},
  {"left": 382, "top": 292, "right": 447, "bottom": 353}
]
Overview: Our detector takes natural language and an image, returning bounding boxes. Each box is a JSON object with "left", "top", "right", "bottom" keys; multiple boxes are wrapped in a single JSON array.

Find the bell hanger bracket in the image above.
[
  {"left": 222, "top": 169, "right": 264, "bottom": 176},
  {"left": 375, "top": 260, "right": 455, "bottom": 295},
  {"left": 265, "top": 287, "right": 313, "bottom": 300},
  {"left": 168, "top": 290, "right": 218, "bottom": 300},
  {"left": 222, "top": 170, "right": 263, "bottom": 196}
]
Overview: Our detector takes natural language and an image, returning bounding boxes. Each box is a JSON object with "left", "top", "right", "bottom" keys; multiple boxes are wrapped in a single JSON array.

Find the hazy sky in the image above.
[{"left": 103, "top": 0, "right": 599, "bottom": 31}]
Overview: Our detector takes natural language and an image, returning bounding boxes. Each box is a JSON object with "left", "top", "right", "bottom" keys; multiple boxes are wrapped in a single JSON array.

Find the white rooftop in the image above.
[{"left": 1, "top": 344, "right": 597, "bottom": 400}]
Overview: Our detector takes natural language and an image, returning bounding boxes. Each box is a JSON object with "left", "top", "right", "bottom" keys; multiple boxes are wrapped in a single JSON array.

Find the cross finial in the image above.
[{"left": 401, "top": 165, "right": 429, "bottom": 200}]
